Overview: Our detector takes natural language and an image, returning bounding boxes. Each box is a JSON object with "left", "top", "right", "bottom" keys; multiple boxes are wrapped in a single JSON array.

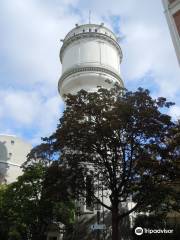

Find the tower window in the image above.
[
  {"left": 11, "top": 140, "right": 15, "bottom": 145},
  {"left": 89, "top": 28, "right": 91, "bottom": 32},
  {"left": 173, "top": 10, "right": 180, "bottom": 36},
  {"left": 9, "top": 153, "right": 12, "bottom": 157},
  {"left": 95, "top": 29, "right": 97, "bottom": 32}
]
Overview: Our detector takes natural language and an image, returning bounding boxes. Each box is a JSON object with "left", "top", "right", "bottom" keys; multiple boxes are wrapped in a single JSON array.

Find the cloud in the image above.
[
  {"left": 169, "top": 106, "right": 180, "bottom": 120},
  {"left": 0, "top": 0, "right": 80, "bottom": 89},
  {"left": 0, "top": 88, "right": 64, "bottom": 144},
  {"left": 0, "top": 0, "right": 77, "bottom": 144},
  {"left": 3, "top": 90, "right": 39, "bottom": 125}
]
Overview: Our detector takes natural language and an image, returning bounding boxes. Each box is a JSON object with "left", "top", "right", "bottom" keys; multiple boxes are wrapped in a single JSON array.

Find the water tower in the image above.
[
  {"left": 57, "top": 24, "right": 128, "bottom": 237},
  {"left": 58, "top": 23, "right": 124, "bottom": 98}
]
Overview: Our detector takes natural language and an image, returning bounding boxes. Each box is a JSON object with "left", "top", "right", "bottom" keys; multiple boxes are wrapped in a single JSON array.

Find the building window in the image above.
[
  {"left": 11, "top": 140, "right": 15, "bottom": 145},
  {"left": 173, "top": 10, "right": 180, "bottom": 36},
  {"left": 89, "top": 28, "right": 91, "bottom": 32},
  {"left": 83, "top": 29, "right": 85, "bottom": 32},
  {"left": 86, "top": 175, "right": 94, "bottom": 211},
  {"left": 0, "top": 143, "right": 8, "bottom": 161},
  {"left": 9, "top": 153, "right": 12, "bottom": 157},
  {"left": 95, "top": 29, "right": 97, "bottom": 32},
  {"left": 168, "top": 0, "right": 176, "bottom": 4}
]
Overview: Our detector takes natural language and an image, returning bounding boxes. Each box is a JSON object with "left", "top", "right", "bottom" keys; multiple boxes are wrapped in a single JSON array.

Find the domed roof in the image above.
[{"left": 63, "top": 23, "right": 118, "bottom": 42}]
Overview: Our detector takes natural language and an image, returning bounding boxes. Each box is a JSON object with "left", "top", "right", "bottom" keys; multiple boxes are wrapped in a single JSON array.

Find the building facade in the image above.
[
  {"left": 0, "top": 134, "right": 32, "bottom": 184},
  {"left": 162, "top": 0, "right": 180, "bottom": 65}
]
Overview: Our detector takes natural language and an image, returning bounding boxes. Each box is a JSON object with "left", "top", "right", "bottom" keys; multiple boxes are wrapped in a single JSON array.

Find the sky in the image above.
[{"left": 0, "top": 0, "right": 180, "bottom": 146}]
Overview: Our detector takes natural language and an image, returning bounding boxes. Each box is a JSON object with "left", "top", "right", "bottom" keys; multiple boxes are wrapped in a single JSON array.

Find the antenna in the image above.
[{"left": 89, "top": 10, "right": 91, "bottom": 24}]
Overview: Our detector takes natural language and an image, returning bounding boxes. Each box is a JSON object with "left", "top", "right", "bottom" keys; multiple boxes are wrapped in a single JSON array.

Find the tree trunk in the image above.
[{"left": 112, "top": 206, "right": 120, "bottom": 240}]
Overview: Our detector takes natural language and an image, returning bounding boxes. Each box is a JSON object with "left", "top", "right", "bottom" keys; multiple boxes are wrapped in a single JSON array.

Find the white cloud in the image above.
[
  {"left": 0, "top": 88, "right": 64, "bottom": 143},
  {"left": 0, "top": 0, "right": 80, "bottom": 89},
  {"left": 0, "top": 0, "right": 77, "bottom": 144},
  {"left": 169, "top": 106, "right": 180, "bottom": 120},
  {"left": 4, "top": 91, "right": 39, "bottom": 125}
]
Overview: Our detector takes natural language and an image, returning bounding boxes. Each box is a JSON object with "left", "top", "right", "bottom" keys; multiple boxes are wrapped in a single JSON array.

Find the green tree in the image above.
[
  {"left": 0, "top": 162, "right": 75, "bottom": 240},
  {"left": 27, "top": 86, "right": 180, "bottom": 240}
]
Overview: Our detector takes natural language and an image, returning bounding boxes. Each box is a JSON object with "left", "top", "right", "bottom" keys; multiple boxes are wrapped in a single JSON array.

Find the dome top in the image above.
[{"left": 63, "top": 23, "right": 118, "bottom": 42}]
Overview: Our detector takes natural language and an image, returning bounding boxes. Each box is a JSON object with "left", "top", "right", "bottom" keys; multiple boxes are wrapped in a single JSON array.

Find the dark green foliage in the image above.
[
  {"left": 26, "top": 85, "right": 180, "bottom": 240},
  {"left": 0, "top": 162, "right": 75, "bottom": 240}
]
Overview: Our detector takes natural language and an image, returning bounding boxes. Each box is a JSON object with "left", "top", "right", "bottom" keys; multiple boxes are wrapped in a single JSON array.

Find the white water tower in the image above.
[
  {"left": 58, "top": 23, "right": 124, "bottom": 98},
  {"left": 58, "top": 23, "right": 124, "bottom": 215}
]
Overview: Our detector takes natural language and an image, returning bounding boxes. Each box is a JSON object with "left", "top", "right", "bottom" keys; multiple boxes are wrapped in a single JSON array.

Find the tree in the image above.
[
  {"left": 0, "top": 162, "right": 75, "bottom": 240},
  {"left": 0, "top": 162, "right": 49, "bottom": 240},
  {"left": 27, "top": 85, "right": 180, "bottom": 240}
]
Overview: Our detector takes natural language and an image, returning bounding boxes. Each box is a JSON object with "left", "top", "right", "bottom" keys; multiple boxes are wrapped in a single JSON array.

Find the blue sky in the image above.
[{"left": 0, "top": 0, "right": 180, "bottom": 146}]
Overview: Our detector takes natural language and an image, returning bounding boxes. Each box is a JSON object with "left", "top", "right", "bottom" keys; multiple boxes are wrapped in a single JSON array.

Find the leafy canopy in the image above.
[{"left": 27, "top": 85, "right": 180, "bottom": 240}]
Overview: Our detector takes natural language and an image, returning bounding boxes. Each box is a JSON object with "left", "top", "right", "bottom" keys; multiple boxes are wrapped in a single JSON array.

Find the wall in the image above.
[{"left": 0, "top": 135, "right": 32, "bottom": 183}]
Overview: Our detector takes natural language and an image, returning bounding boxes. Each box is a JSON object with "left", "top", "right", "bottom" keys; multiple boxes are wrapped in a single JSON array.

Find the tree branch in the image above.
[
  {"left": 118, "top": 203, "right": 139, "bottom": 220},
  {"left": 93, "top": 195, "right": 112, "bottom": 211}
]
